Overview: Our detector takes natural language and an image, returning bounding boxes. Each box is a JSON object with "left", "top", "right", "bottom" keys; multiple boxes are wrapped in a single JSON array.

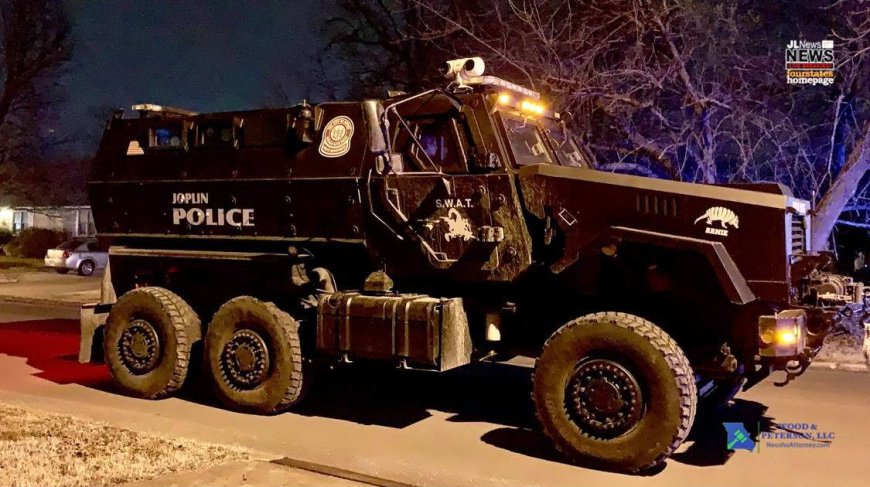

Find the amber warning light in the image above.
[{"left": 496, "top": 91, "right": 549, "bottom": 117}]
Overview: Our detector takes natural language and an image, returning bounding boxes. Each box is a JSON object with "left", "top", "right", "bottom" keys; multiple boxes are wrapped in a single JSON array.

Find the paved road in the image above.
[
  {"left": 0, "top": 271, "right": 101, "bottom": 306},
  {"left": 1, "top": 301, "right": 868, "bottom": 487}
]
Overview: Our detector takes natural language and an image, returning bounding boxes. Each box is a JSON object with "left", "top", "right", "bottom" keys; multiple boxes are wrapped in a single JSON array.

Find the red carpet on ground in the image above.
[{"left": 0, "top": 319, "right": 110, "bottom": 386}]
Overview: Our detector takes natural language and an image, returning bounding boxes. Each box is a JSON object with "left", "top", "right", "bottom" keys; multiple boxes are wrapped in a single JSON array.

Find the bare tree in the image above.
[
  {"left": 325, "top": 0, "right": 462, "bottom": 98},
  {"left": 810, "top": 0, "right": 870, "bottom": 249},
  {"left": 0, "top": 0, "right": 71, "bottom": 201},
  {"left": 331, "top": 0, "right": 870, "bottom": 251}
]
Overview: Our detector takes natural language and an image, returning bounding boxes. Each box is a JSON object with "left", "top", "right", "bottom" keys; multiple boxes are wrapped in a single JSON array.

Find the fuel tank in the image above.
[{"left": 316, "top": 291, "right": 472, "bottom": 371}]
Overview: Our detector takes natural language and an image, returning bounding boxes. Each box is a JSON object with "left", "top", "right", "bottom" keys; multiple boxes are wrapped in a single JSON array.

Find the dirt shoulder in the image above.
[
  {"left": 0, "top": 256, "right": 45, "bottom": 272},
  {"left": 0, "top": 402, "right": 248, "bottom": 487}
]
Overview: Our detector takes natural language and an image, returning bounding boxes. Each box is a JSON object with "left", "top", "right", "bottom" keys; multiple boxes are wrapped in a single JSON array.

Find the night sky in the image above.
[{"left": 62, "top": 0, "right": 336, "bottom": 155}]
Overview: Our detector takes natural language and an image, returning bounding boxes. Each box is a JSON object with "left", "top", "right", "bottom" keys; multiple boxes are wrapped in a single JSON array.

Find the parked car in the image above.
[{"left": 44, "top": 238, "right": 107, "bottom": 276}]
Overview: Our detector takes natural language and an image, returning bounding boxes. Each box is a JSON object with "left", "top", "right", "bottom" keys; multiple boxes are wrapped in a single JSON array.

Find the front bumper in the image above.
[
  {"left": 756, "top": 284, "right": 868, "bottom": 383},
  {"left": 753, "top": 309, "right": 818, "bottom": 386},
  {"left": 758, "top": 309, "right": 808, "bottom": 359}
]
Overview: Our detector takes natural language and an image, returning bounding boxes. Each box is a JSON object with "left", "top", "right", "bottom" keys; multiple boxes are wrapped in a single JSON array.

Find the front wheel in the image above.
[{"left": 533, "top": 312, "right": 697, "bottom": 473}]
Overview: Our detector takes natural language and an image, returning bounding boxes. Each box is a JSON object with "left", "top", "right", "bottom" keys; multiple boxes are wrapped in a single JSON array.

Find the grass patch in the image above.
[
  {"left": 0, "top": 402, "right": 248, "bottom": 487},
  {"left": 0, "top": 256, "right": 45, "bottom": 271}
]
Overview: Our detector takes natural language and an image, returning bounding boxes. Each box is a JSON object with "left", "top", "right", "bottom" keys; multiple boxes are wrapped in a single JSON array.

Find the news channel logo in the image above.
[{"left": 785, "top": 39, "right": 835, "bottom": 86}]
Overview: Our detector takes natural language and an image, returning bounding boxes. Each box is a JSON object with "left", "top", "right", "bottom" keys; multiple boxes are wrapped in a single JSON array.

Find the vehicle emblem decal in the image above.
[
  {"left": 421, "top": 208, "right": 477, "bottom": 242},
  {"left": 319, "top": 115, "right": 354, "bottom": 158},
  {"left": 440, "top": 208, "right": 476, "bottom": 242},
  {"left": 695, "top": 206, "right": 739, "bottom": 237}
]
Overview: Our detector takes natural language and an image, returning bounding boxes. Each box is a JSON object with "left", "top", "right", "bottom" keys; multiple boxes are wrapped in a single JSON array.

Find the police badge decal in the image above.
[{"left": 319, "top": 115, "right": 354, "bottom": 158}]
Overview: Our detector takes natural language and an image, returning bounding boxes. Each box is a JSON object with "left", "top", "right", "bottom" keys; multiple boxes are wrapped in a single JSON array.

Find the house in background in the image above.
[{"left": 0, "top": 205, "right": 95, "bottom": 237}]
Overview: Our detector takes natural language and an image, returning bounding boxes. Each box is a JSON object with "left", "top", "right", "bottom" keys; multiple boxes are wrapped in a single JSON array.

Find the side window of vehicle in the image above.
[
  {"left": 500, "top": 114, "right": 555, "bottom": 166},
  {"left": 196, "top": 120, "right": 238, "bottom": 149},
  {"left": 87, "top": 242, "right": 101, "bottom": 252},
  {"left": 547, "top": 129, "right": 589, "bottom": 168},
  {"left": 395, "top": 117, "right": 469, "bottom": 174},
  {"left": 148, "top": 123, "right": 183, "bottom": 149},
  {"left": 241, "top": 114, "right": 287, "bottom": 147}
]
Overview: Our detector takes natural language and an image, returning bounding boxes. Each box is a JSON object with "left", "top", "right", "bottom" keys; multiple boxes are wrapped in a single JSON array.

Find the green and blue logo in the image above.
[{"left": 724, "top": 422, "right": 755, "bottom": 452}]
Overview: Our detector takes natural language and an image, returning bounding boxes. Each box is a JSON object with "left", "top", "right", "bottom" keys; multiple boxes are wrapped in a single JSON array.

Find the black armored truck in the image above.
[{"left": 80, "top": 58, "right": 866, "bottom": 472}]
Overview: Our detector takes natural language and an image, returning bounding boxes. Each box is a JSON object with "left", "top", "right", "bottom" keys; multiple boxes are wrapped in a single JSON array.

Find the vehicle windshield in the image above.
[
  {"left": 545, "top": 126, "right": 591, "bottom": 168},
  {"left": 57, "top": 239, "right": 86, "bottom": 251},
  {"left": 500, "top": 113, "right": 556, "bottom": 166}
]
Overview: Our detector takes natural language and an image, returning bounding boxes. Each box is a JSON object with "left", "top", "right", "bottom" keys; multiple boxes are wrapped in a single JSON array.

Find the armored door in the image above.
[{"left": 370, "top": 111, "right": 532, "bottom": 281}]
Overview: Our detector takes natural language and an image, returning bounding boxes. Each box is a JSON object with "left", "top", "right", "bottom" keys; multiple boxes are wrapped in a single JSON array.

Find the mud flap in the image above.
[{"left": 79, "top": 303, "right": 107, "bottom": 363}]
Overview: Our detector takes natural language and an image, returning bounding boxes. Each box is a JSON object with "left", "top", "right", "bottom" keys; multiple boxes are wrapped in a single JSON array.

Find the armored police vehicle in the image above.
[{"left": 80, "top": 58, "right": 864, "bottom": 472}]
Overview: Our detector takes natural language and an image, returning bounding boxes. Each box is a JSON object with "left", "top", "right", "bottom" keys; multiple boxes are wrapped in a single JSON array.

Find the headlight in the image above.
[
  {"left": 775, "top": 328, "right": 798, "bottom": 346},
  {"left": 759, "top": 310, "right": 806, "bottom": 357}
]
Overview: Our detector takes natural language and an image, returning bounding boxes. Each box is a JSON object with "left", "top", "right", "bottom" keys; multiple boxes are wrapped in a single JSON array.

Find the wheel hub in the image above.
[
  {"left": 220, "top": 329, "right": 270, "bottom": 390},
  {"left": 567, "top": 359, "right": 644, "bottom": 439},
  {"left": 119, "top": 319, "right": 161, "bottom": 374}
]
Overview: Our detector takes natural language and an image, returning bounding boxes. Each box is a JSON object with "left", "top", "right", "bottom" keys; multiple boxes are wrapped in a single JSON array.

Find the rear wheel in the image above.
[
  {"left": 78, "top": 260, "right": 96, "bottom": 276},
  {"left": 205, "top": 296, "right": 305, "bottom": 414},
  {"left": 103, "top": 287, "right": 201, "bottom": 398},
  {"left": 533, "top": 312, "right": 697, "bottom": 473}
]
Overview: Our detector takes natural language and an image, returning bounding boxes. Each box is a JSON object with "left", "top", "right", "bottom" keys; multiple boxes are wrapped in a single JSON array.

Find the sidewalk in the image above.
[
  {"left": 0, "top": 270, "right": 101, "bottom": 307},
  {"left": 124, "top": 460, "right": 372, "bottom": 487}
]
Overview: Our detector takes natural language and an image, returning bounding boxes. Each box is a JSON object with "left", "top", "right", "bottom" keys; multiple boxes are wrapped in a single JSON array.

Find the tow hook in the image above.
[{"left": 774, "top": 349, "right": 812, "bottom": 387}]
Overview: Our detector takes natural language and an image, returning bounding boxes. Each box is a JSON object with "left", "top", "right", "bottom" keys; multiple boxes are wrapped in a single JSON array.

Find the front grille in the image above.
[
  {"left": 635, "top": 194, "right": 678, "bottom": 218},
  {"left": 791, "top": 215, "right": 806, "bottom": 254}
]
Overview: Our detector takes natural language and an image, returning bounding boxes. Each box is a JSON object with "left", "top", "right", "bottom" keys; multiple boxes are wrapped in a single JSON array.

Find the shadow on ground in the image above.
[
  {"left": 671, "top": 399, "right": 776, "bottom": 466},
  {"left": 294, "top": 362, "right": 538, "bottom": 429},
  {"left": 479, "top": 399, "right": 777, "bottom": 474},
  {"left": 0, "top": 318, "right": 778, "bottom": 474}
]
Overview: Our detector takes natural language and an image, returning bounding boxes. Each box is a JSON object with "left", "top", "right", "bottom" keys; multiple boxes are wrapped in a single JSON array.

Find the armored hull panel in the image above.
[
  {"left": 89, "top": 178, "right": 365, "bottom": 244},
  {"left": 89, "top": 102, "right": 373, "bottom": 250}
]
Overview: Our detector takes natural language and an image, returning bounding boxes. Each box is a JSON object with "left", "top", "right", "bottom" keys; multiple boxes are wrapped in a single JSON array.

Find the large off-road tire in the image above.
[
  {"left": 533, "top": 312, "right": 697, "bottom": 473},
  {"left": 104, "top": 287, "right": 201, "bottom": 399},
  {"left": 205, "top": 296, "right": 304, "bottom": 414}
]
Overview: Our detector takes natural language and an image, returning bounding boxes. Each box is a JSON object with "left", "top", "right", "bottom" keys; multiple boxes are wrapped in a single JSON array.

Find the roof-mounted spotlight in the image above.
[{"left": 441, "top": 57, "right": 486, "bottom": 86}]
